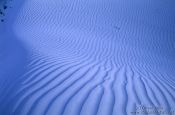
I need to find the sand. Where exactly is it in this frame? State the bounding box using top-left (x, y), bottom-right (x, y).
top-left (0, 0), bottom-right (175, 115)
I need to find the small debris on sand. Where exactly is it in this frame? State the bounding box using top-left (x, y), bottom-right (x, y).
top-left (3, 5), bottom-right (8, 9)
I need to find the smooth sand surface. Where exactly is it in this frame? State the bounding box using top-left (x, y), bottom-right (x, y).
top-left (0, 0), bottom-right (175, 115)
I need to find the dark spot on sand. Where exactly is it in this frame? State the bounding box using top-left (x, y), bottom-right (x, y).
top-left (3, 5), bottom-right (7, 9)
top-left (0, 9), bottom-right (5, 16)
top-left (0, 12), bottom-right (4, 15)
top-left (114, 26), bottom-right (120, 30)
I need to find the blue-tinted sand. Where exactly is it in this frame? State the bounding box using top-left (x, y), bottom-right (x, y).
top-left (0, 0), bottom-right (175, 115)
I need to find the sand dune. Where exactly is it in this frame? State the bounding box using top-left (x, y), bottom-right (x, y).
top-left (0, 0), bottom-right (175, 115)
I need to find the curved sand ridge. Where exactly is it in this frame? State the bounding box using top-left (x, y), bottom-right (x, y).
top-left (0, 0), bottom-right (175, 115)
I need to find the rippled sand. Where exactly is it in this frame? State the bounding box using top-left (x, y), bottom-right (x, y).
top-left (0, 0), bottom-right (175, 115)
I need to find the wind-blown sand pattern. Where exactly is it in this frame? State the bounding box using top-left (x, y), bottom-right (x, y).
top-left (0, 0), bottom-right (175, 115)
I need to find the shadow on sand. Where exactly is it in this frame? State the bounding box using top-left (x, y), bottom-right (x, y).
top-left (0, 0), bottom-right (29, 114)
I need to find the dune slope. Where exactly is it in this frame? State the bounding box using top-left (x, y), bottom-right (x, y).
top-left (0, 0), bottom-right (175, 115)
